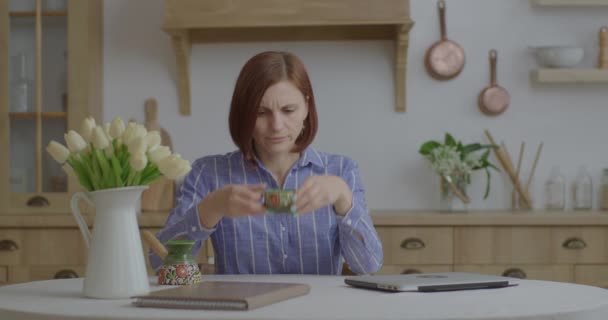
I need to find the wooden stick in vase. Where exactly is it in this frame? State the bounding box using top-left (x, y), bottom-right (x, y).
top-left (141, 230), bottom-right (168, 260)
top-left (484, 129), bottom-right (532, 209)
top-left (443, 175), bottom-right (471, 204)
top-left (526, 142), bottom-right (543, 191)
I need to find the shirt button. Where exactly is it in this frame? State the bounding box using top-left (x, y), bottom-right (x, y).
top-left (346, 219), bottom-right (352, 226)
top-left (281, 225), bottom-right (286, 232)
top-left (191, 226), bottom-right (197, 232)
top-left (283, 254), bottom-right (288, 259)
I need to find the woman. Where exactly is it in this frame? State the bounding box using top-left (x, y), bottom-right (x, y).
top-left (150, 51), bottom-right (383, 275)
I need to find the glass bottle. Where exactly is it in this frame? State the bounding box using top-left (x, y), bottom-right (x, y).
top-left (573, 166), bottom-right (593, 210)
top-left (545, 166), bottom-right (565, 210)
top-left (601, 168), bottom-right (608, 211)
top-left (10, 53), bottom-right (32, 112)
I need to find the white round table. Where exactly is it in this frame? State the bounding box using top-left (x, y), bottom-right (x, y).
top-left (1, 275), bottom-right (608, 320)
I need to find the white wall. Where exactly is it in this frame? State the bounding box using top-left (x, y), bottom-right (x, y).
top-left (103, 0), bottom-right (608, 210)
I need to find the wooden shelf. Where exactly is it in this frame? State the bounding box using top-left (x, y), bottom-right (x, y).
top-left (163, 0), bottom-right (414, 115)
top-left (531, 0), bottom-right (608, 6)
top-left (9, 11), bottom-right (67, 17)
top-left (9, 112), bottom-right (67, 119)
top-left (531, 69), bottom-right (608, 83)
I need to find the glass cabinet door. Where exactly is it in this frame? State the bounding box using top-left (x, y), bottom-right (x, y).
top-left (1, 0), bottom-right (102, 214)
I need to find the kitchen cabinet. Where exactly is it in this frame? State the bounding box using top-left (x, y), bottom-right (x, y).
top-left (0, 0), bottom-right (103, 215)
top-left (374, 211), bottom-right (608, 288)
top-left (0, 213), bottom-right (214, 284)
top-left (3, 210), bottom-right (608, 287)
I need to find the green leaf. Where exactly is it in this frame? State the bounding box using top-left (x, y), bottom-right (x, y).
top-left (94, 149), bottom-right (114, 188)
top-left (67, 158), bottom-right (93, 191)
top-left (444, 133), bottom-right (456, 147)
top-left (462, 143), bottom-right (482, 154)
top-left (110, 155), bottom-right (123, 187)
top-left (419, 141), bottom-right (440, 156)
top-left (140, 171), bottom-right (162, 185)
top-left (484, 168), bottom-right (492, 199)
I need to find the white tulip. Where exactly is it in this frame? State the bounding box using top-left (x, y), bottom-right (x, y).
top-left (130, 153), bottom-right (147, 171)
top-left (64, 130), bottom-right (87, 153)
top-left (92, 126), bottom-right (110, 150)
top-left (80, 117), bottom-right (96, 143)
top-left (104, 145), bottom-right (114, 157)
top-left (62, 163), bottom-right (75, 178)
top-left (128, 136), bottom-right (147, 156)
top-left (144, 131), bottom-right (161, 151)
top-left (158, 154), bottom-right (192, 180)
top-left (109, 117), bottom-right (125, 139)
top-left (148, 146), bottom-right (171, 164)
top-left (46, 140), bottom-right (70, 164)
top-left (103, 123), bottom-right (111, 138)
top-left (121, 122), bottom-right (137, 145)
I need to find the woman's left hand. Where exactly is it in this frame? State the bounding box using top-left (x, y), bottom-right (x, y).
top-left (295, 176), bottom-right (352, 215)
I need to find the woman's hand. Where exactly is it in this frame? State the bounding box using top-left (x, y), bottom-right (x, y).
top-left (295, 176), bottom-right (352, 215)
top-left (198, 184), bottom-right (266, 228)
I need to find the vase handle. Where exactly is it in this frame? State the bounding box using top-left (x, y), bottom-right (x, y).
top-left (70, 191), bottom-right (94, 248)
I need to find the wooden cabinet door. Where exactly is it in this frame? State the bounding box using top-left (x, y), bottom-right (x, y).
top-left (0, 0), bottom-right (102, 215)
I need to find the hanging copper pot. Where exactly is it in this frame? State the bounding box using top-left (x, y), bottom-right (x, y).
top-left (424, 0), bottom-right (465, 80)
top-left (478, 49), bottom-right (510, 116)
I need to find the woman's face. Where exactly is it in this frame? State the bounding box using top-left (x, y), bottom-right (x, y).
top-left (252, 80), bottom-right (308, 158)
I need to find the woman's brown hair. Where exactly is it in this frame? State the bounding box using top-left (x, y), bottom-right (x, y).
top-left (229, 51), bottom-right (318, 161)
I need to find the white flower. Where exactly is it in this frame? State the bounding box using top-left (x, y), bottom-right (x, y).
top-left (109, 117), bottom-right (125, 139)
top-left (80, 117), bottom-right (96, 143)
top-left (148, 146), bottom-right (171, 164)
top-left (129, 153), bottom-right (148, 171)
top-left (46, 141), bottom-right (70, 164)
top-left (64, 130), bottom-right (87, 153)
top-left (62, 163), bottom-right (75, 178)
top-left (144, 131), bottom-right (161, 151)
top-left (158, 154), bottom-right (191, 180)
top-left (92, 126), bottom-right (110, 150)
top-left (128, 136), bottom-right (147, 156)
top-left (122, 123), bottom-right (147, 146)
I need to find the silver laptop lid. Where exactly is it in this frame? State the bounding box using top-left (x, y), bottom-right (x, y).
top-left (345, 272), bottom-right (518, 292)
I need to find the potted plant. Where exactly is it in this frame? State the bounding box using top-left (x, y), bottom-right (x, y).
top-left (419, 133), bottom-right (499, 211)
top-left (46, 117), bottom-right (191, 299)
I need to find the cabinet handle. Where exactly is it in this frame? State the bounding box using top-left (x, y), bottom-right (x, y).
top-left (502, 268), bottom-right (527, 279)
top-left (27, 195), bottom-right (50, 207)
top-left (401, 268), bottom-right (422, 274)
top-left (562, 237), bottom-right (586, 250)
top-left (54, 269), bottom-right (79, 279)
top-left (0, 240), bottom-right (19, 251)
top-left (400, 238), bottom-right (425, 250)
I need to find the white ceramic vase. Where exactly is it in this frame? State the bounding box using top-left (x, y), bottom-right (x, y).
top-left (70, 186), bottom-right (150, 299)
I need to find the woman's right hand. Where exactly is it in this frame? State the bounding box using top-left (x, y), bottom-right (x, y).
top-left (198, 184), bottom-right (266, 228)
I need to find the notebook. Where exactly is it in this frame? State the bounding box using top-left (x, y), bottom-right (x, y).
top-left (344, 272), bottom-right (518, 292)
top-left (132, 281), bottom-right (310, 311)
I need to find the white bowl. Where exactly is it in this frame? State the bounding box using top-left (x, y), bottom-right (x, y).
top-left (531, 46), bottom-right (584, 68)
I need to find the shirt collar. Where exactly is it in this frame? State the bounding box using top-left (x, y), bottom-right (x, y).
top-left (251, 146), bottom-right (325, 170)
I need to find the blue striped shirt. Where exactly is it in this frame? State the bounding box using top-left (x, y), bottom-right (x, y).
top-left (150, 147), bottom-right (383, 275)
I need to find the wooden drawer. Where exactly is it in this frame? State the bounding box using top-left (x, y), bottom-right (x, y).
top-left (552, 227), bottom-right (608, 264)
top-left (0, 230), bottom-right (23, 265)
top-left (8, 265), bottom-right (85, 283)
top-left (380, 227), bottom-right (453, 265)
top-left (0, 266), bottom-right (7, 283)
top-left (455, 227), bottom-right (552, 264)
top-left (377, 264), bottom-right (452, 275)
top-left (574, 265), bottom-right (608, 288)
top-left (22, 229), bottom-right (87, 265)
top-left (454, 264), bottom-right (573, 283)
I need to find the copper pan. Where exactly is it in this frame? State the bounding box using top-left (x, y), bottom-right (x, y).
top-left (478, 49), bottom-right (510, 116)
top-left (424, 0), bottom-right (465, 80)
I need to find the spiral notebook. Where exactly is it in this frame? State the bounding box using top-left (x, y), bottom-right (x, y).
top-left (132, 281), bottom-right (310, 311)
